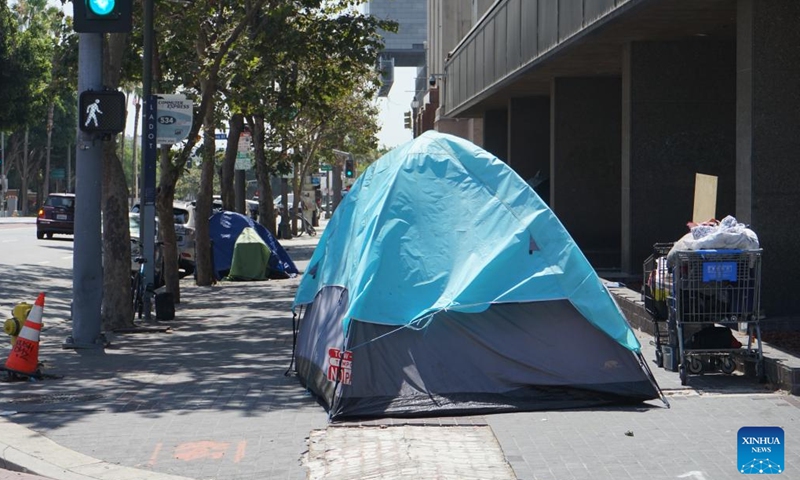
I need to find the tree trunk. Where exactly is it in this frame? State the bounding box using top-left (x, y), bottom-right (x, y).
top-left (251, 115), bottom-right (275, 236)
top-left (100, 31), bottom-right (134, 330)
top-left (101, 139), bottom-right (135, 331)
top-left (21, 127), bottom-right (29, 215)
top-left (44, 103), bottom-right (54, 198)
top-left (194, 106), bottom-right (217, 286)
top-left (157, 146), bottom-right (182, 303)
top-left (221, 113), bottom-right (243, 211)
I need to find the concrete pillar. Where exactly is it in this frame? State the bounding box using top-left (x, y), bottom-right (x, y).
top-left (552, 77), bottom-right (621, 269)
top-left (622, 40), bottom-right (736, 273)
top-left (482, 109), bottom-right (508, 161)
top-left (737, 0), bottom-right (800, 316)
top-left (508, 96), bottom-right (550, 203)
top-left (469, 118), bottom-right (484, 148)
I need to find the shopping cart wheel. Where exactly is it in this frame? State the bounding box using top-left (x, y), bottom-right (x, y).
top-left (720, 356), bottom-right (736, 375)
top-left (679, 365), bottom-right (688, 386)
top-left (688, 357), bottom-right (704, 375)
top-left (655, 349), bottom-right (663, 368)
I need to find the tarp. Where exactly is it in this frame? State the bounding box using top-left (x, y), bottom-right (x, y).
top-left (209, 211), bottom-right (298, 280)
top-left (226, 227), bottom-right (271, 281)
top-left (291, 131), bottom-right (662, 419)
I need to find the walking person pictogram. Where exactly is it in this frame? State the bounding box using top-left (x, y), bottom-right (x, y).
top-left (85, 99), bottom-right (103, 127)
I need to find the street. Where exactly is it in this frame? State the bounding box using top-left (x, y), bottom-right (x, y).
top-left (0, 223), bottom-right (74, 325)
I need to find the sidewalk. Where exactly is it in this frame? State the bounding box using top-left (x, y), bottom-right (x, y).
top-left (2, 217), bottom-right (800, 480)
top-left (0, 216), bottom-right (34, 224)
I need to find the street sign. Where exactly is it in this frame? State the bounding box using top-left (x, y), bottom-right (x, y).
top-left (79, 90), bottom-right (126, 134)
top-left (50, 168), bottom-right (65, 179)
top-left (235, 132), bottom-right (252, 170)
top-left (156, 94), bottom-right (193, 145)
top-left (235, 153), bottom-right (251, 170)
top-left (320, 164), bottom-right (332, 172)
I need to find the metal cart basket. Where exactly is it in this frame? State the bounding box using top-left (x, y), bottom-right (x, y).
top-left (670, 249), bottom-right (764, 385)
top-left (642, 243), bottom-right (676, 370)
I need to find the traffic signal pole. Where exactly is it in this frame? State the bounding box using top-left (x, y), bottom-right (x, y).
top-left (64, 32), bottom-right (104, 349)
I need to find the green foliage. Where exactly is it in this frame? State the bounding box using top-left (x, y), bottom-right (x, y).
top-left (0, 0), bottom-right (56, 129)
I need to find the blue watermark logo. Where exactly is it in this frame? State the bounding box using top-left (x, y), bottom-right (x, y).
top-left (738, 426), bottom-right (784, 474)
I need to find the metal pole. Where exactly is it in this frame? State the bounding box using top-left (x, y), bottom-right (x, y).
top-left (1, 131), bottom-right (5, 216)
top-left (66, 144), bottom-right (72, 192)
top-left (64, 32), bottom-right (104, 349)
top-left (141, 0), bottom-right (156, 288)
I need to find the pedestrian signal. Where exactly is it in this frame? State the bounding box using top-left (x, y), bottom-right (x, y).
top-left (79, 90), bottom-right (126, 134)
top-left (403, 111), bottom-right (412, 129)
top-left (344, 158), bottom-right (355, 178)
top-left (73, 0), bottom-right (132, 33)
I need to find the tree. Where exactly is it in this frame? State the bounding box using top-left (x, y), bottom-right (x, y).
top-left (228, 2), bottom-right (394, 237)
top-left (0, 0), bottom-right (50, 131)
top-left (100, 29), bottom-right (138, 332)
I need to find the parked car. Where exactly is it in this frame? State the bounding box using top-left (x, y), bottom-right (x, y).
top-left (36, 193), bottom-right (75, 239)
top-left (131, 202), bottom-right (196, 275)
top-left (273, 193), bottom-right (295, 212)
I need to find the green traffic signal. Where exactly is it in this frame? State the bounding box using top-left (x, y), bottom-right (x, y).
top-left (88, 0), bottom-right (115, 16)
top-left (73, 0), bottom-right (131, 33)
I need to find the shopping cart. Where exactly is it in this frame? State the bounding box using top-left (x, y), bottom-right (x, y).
top-left (642, 243), bottom-right (676, 370)
top-left (670, 249), bottom-right (764, 385)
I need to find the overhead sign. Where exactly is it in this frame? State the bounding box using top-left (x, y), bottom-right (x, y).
top-left (156, 94), bottom-right (193, 145)
top-left (79, 90), bottom-right (126, 134)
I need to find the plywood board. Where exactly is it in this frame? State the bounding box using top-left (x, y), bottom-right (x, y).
top-left (693, 173), bottom-right (718, 223)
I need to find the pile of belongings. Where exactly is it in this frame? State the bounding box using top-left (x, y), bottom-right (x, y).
top-left (667, 215), bottom-right (759, 265)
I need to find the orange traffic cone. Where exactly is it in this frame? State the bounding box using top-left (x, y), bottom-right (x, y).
top-left (5, 293), bottom-right (45, 375)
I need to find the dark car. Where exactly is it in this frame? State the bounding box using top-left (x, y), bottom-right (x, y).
top-left (36, 193), bottom-right (76, 239)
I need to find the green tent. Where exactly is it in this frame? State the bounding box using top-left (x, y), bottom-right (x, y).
top-left (226, 227), bottom-right (271, 281)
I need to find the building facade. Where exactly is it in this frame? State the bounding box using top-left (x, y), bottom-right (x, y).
top-left (426, 0), bottom-right (800, 319)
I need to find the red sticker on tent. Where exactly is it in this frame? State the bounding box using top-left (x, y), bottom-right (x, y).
top-left (327, 348), bottom-right (353, 385)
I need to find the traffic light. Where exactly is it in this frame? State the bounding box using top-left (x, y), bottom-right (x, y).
top-left (73, 0), bottom-right (132, 33)
top-left (79, 90), bottom-right (126, 134)
top-left (344, 158), bottom-right (355, 178)
top-left (403, 111), bottom-right (412, 129)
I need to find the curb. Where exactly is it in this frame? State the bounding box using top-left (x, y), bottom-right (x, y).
top-left (0, 418), bottom-right (196, 480)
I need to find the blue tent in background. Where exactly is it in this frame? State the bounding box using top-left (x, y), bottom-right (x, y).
top-left (292, 130), bottom-right (664, 420)
top-left (209, 211), bottom-right (298, 280)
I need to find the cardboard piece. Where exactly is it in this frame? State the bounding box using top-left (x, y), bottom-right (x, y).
top-left (693, 173), bottom-right (718, 223)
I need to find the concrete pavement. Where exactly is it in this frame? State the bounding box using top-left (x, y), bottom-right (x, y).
top-left (2, 217), bottom-right (799, 480)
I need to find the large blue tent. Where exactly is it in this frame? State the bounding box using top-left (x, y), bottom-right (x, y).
top-left (292, 131), bottom-right (662, 419)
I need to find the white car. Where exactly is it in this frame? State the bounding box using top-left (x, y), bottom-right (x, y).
top-left (131, 202), bottom-right (196, 275)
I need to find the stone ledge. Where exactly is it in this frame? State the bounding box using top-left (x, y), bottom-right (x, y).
top-left (608, 285), bottom-right (800, 395)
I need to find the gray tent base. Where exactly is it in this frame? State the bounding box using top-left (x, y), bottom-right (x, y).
top-left (294, 287), bottom-right (662, 420)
